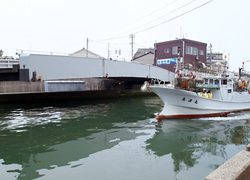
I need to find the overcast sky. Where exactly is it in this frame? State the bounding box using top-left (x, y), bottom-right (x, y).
top-left (1, 0), bottom-right (250, 71)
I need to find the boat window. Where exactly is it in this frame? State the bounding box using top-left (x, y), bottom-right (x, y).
top-left (209, 79), bottom-right (213, 84)
top-left (215, 79), bottom-right (219, 85)
top-left (221, 79), bottom-right (227, 85)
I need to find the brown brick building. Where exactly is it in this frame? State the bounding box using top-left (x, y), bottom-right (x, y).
top-left (154, 39), bottom-right (207, 72)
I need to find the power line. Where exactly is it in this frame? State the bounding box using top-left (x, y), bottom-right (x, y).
top-left (133, 0), bottom-right (214, 35)
top-left (104, 0), bottom-right (197, 41)
top-left (134, 42), bottom-right (154, 48)
top-left (90, 41), bottom-right (129, 46)
top-left (98, 0), bottom-right (214, 41)
top-left (92, 0), bottom-right (178, 42)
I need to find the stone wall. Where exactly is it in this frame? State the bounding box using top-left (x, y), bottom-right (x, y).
top-left (204, 150), bottom-right (250, 180)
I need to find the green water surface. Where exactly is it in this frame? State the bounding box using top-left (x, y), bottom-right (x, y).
top-left (0, 97), bottom-right (249, 180)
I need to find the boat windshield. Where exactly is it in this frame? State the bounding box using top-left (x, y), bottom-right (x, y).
top-left (204, 78), bottom-right (216, 85)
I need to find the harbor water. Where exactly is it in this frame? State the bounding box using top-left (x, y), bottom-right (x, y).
top-left (0, 96), bottom-right (250, 180)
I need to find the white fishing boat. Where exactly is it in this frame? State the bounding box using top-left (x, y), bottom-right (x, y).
top-left (142, 61), bottom-right (250, 119)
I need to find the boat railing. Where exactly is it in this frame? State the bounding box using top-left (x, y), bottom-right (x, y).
top-left (150, 79), bottom-right (170, 86)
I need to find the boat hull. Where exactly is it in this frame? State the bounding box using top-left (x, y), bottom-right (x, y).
top-left (148, 86), bottom-right (250, 119)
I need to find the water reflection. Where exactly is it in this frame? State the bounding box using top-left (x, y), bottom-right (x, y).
top-left (146, 117), bottom-right (250, 174)
top-left (0, 97), bottom-right (162, 179)
top-left (0, 97), bottom-right (250, 180)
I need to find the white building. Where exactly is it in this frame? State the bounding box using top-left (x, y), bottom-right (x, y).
top-left (132, 48), bottom-right (154, 65)
top-left (70, 48), bottom-right (104, 59)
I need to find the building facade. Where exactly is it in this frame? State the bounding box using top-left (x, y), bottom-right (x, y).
top-left (154, 39), bottom-right (207, 72)
top-left (132, 48), bottom-right (154, 65)
top-left (133, 48), bottom-right (154, 59)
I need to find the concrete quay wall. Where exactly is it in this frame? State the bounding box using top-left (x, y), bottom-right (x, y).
top-left (204, 149), bottom-right (250, 180)
top-left (0, 81), bottom-right (44, 93)
top-left (0, 90), bottom-right (121, 103)
top-left (0, 78), bottom-right (153, 103)
top-left (0, 78), bottom-right (113, 93)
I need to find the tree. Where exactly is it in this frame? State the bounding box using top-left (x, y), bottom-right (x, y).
top-left (0, 49), bottom-right (3, 58)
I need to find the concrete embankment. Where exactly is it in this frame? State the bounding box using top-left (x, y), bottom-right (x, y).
top-left (204, 145), bottom-right (250, 180)
top-left (0, 79), bottom-right (154, 103)
top-left (0, 90), bottom-right (119, 103)
top-left (0, 78), bottom-right (111, 93)
top-left (0, 90), bottom-right (154, 103)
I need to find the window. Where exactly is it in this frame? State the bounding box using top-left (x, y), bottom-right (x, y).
top-left (172, 46), bottom-right (177, 55)
top-left (209, 79), bottom-right (213, 84)
top-left (185, 46), bottom-right (198, 55)
top-left (221, 79), bottom-right (227, 85)
top-left (186, 46), bottom-right (192, 54)
top-left (164, 49), bottom-right (170, 53)
top-left (193, 47), bottom-right (198, 55)
top-left (199, 50), bottom-right (204, 55)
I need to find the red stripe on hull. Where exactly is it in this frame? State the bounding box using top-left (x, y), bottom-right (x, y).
top-left (157, 112), bottom-right (231, 119)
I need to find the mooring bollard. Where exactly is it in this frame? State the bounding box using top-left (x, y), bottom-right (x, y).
top-left (246, 144), bottom-right (250, 151)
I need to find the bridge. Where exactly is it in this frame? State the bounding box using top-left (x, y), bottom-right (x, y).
top-left (19, 54), bottom-right (175, 83)
top-left (0, 59), bottom-right (19, 68)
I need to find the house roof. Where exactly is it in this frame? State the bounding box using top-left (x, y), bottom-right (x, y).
top-left (133, 48), bottom-right (154, 59)
top-left (156, 38), bottom-right (207, 46)
top-left (70, 48), bottom-right (104, 59)
top-left (133, 51), bottom-right (154, 60)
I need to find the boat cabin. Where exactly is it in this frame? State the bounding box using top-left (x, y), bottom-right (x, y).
top-left (196, 74), bottom-right (235, 101)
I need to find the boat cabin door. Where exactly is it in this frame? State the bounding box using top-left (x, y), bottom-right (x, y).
top-left (220, 79), bottom-right (233, 101)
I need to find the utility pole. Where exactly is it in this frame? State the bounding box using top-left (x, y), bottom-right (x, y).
top-left (86, 38), bottom-right (89, 57)
top-left (209, 43), bottom-right (213, 70)
top-left (154, 40), bottom-right (157, 66)
top-left (108, 43), bottom-right (110, 59)
top-left (129, 34), bottom-right (135, 61)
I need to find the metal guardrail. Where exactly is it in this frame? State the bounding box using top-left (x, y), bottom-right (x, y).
top-left (16, 49), bottom-right (70, 56)
top-left (0, 59), bottom-right (19, 68)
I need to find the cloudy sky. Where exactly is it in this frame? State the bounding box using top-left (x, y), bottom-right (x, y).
top-left (1, 0), bottom-right (250, 71)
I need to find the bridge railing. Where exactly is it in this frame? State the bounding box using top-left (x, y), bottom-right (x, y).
top-left (0, 59), bottom-right (19, 68)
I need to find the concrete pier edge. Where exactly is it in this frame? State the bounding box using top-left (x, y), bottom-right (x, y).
top-left (0, 90), bottom-right (155, 104)
top-left (204, 144), bottom-right (250, 180)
